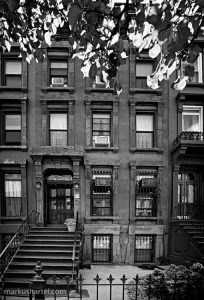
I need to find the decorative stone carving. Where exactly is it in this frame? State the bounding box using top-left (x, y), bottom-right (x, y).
top-left (29, 146), bottom-right (84, 156)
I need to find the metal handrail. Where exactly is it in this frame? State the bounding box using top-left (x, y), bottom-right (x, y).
top-left (0, 210), bottom-right (40, 279)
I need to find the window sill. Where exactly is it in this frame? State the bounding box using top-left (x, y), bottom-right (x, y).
top-left (0, 86), bottom-right (27, 92)
top-left (0, 216), bottom-right (26, 221)
top-left (85, 146), bottom-right (119, 152)
top-left (130, 147), bottom-right (162, 153)
top-left (0, 145), bottom-right (27, 151)
top-left (131, 217), bottom-right (163, 224)
top-left (85, 216), bottom-right (119, 223)
top-left (85, 87), bottom-right (114, 93)
top-left (129, 88), bottom-right (162, 95)
top-left (42, 86), bottom-right (75, 93)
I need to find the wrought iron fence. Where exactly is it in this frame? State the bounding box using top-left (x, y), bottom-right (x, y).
top-left (0, 210), bottom-right (39, 279)
top-left (173, 131), bottom-right (204, 147)
top-left (20, 265), bottom-right (204, 300)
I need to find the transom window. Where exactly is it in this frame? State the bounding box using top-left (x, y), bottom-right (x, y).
top-left (4, 173), bottom-right (22, 217)
top-left (91, 169), bottom-right (113, 216)
top-left (92, 235), bottom-right (112, 263)
top-left (50, 60), bottom-right (68, 87)
top-left (4, 114), bottom-right (21, 145)
top-left (4, 60), bottom-right (22, 86)
top-left (136, 114), bottom-right (154, 148)
top-left (135, 235), bottom-right (155, 263)
top-left (182, 106), bottom-right (203, 132)
top-left (136, 61), bottom-right (153, 88)
top-left (49, 113), bottom-right (67, 147)
top-left (92, 113), bottom-right (111, 147)
top-left (135, 170), bottom-right (157, 217)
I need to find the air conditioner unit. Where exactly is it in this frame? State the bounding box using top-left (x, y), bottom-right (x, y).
top-left (94, 136), bottom-right (110, 147)
top-left (52, 77), bottom-right (64, 86)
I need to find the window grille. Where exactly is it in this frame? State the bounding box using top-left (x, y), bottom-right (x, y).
top-left (92, 235), bottom-right (112, 263)
top-left (135, 235), bottom-right (155, 263)
top-left (135, 170), bottom-right (157, 217)
top-left (91, 169), bottom-right (113, 216)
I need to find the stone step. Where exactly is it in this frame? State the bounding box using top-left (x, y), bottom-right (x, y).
top-left (24, 238), bottom-right (79, 244)
top-left (14, 255), bottom-right (78, 262)
top-left (9, 262), bottom-right (75, 270)
top-left (16, 249), bottom-right (76, 256)
top-left (20, 244), bottom-right (79, 251)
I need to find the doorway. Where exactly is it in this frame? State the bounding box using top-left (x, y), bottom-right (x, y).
top-left (47, 186), bottom-right (74, 224)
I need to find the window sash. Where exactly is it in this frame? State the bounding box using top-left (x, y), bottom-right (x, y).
top-left (50, 130), bottom-right (67, 147)
top-left (50, 114), bottom-right (67, 130)
top-left (5, 61), bottom-right (22, 75)
top-left (4, 175), bottom-right (22, 217)
top-left (136, 62), bottom-right (153, 78)
top-left (5, 115), bottom-right (21, 130)
top-left (182, 106), bottom-right (203, 132)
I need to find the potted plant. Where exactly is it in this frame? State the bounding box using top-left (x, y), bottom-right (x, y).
top-left (64, 218), bottom-right (76, 231)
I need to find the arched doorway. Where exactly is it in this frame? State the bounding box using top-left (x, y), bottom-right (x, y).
top-left (45, 171), bottom-right (74, 224)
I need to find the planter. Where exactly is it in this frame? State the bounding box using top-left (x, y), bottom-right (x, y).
top-left (64, 219), bottom-right (76, 232)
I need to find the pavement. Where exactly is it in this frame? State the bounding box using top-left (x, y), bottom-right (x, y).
top-left (3, 264), bottom-right (161, 300)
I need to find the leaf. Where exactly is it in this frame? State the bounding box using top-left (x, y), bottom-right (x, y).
top-left (44, 31), bottom-right (52, 46)
top-left (4, 40), bottom-right (11, 52)
top-left (184, 65), bottom-right (195, 78)
top-left (68, 4), bottom-right (82, 31)
top-left (147, 75), bottom-right (160, 89)
top-left (149, 42), bottom-right (161, 58)
top-left (187, 44), bottom-right (202, 63)
top-left (173, 76), bottom-right (189, 91)
top-left (89, 63), bottom-right (98, 79)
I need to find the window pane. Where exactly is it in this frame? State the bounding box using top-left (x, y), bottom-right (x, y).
top-left (50, 114), bottom-right (67, 129)
top-left (5, 61), bottom-right (22, 74)
top-left (187, 184), bottom-right (194, 203)
top-left (136, 115), bottom-right (153, 131)
top-left (136, 132), bottom-right (153, 148)
top-left (6, 115), bottom-right (21, 130)
top-left (93, 114), bottom-right (110, 119)
top-left (5, 131), bottom-right (21, 144)
top-left (183, 115), bottom-right (200, 131)
top-left (51, 62), bottom-right (67, 69)
top-left (5, 175), bottom-right (22, 217)
top-left (50, 131), bottom-right (67, 146)
top-left (136, 63), bottom-right (153, 77)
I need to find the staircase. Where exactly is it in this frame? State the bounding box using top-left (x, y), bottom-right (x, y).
top-left (170, 221), bottom-right (204, 265)
top-left (3, 225), bottom-right (81, 294)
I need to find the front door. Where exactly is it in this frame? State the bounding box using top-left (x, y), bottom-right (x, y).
top-left (48, 187), bottom-right (74, 224)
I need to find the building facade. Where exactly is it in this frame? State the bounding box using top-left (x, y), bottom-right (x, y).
top-left (0, 38), bottom-right (203, 265)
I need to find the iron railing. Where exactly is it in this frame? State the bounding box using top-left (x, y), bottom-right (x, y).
top-left (176, 203), bottom-right (204, 221)
top-left (173, 131), bottom-right (204, 147)
top-left (0, 210), bottom-right (39, 279)
top-left (22, 265), bottom-right (204, 300)
top-left (72, 211), bottom-right (79, 289)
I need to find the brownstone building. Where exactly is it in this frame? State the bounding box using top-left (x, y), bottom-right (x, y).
top-left (0, 39), bottom-right (203, 266)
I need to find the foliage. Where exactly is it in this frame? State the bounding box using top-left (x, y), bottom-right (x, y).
top-left (126, 263), bottom-right (204, 300)
top-left (0, 0), bottom-right (204, 93)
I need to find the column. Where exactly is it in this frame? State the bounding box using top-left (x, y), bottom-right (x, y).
top-left (21, 162), bottom-right (27, 217)
top-left (113, 165), bottom-right (119, 219)
top-left (41, 98), bottom-right (48, 146)
top-left (73, 160), bottom-right (80, 218)
top-left (68, 99), bottom-right (75, 146)
top-left (34, 157), bottom-right (44, 225)
top-left (113, 99), bottom-right (119, 148)
top-left (172, 165), bottom-right (180, 219)
top-left (85, 99), bottom-right (91, 146)
top-left (130, 164), bottom-right (136, 221)
top-left (21, 98), bottom-right (27, 147)
top-left (177, 102), bottom-right (183, 134)
top-left (157, 102), bottom-right (163, 151)
top-left (129, 101), bottom-right (135, 149)
top-left (129, 49), bottom-right (136, 89)
top-left (85, 165), bottom-right (91, 218)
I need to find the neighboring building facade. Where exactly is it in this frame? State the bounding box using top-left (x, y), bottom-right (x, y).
top-left (0, 37), bottom-right (203, 265)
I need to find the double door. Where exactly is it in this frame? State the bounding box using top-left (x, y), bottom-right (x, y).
top-left (48, 186), bottom-right (74, 224)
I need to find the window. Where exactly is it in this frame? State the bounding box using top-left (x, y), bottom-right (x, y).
top-left (135, 235), bottom-right (155, 263)
top-left (49, 113), bottom-right (67, 147)
top-left (136, 61), bottom-right (153, 88)
top-left (177, 172), bottom-right (196, 219)
top-left (4, 113), bottom-right (21, 145)
top-left (3, 60), bottom-right (22, 86)
top-left (92, 71), bottom-right (114, 89)
top-left (92, 235), bottom-right (112, 263)
top-left (92, 113), bottom-right (111, 147)
top-left (4, 173), bottom-right (22, 217)
top-left (135, 170), bottom-right (157, 217)
top-left (180, 53), bottom-right (203, 83)
top-left (136, 114), bottom-right (154, 148)
top-left (182, 106), bottom-right (203, 132)
top-left (50, 60), bottom-right (68, 87)
top-left (91, 169), bottom-right (113, 216)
